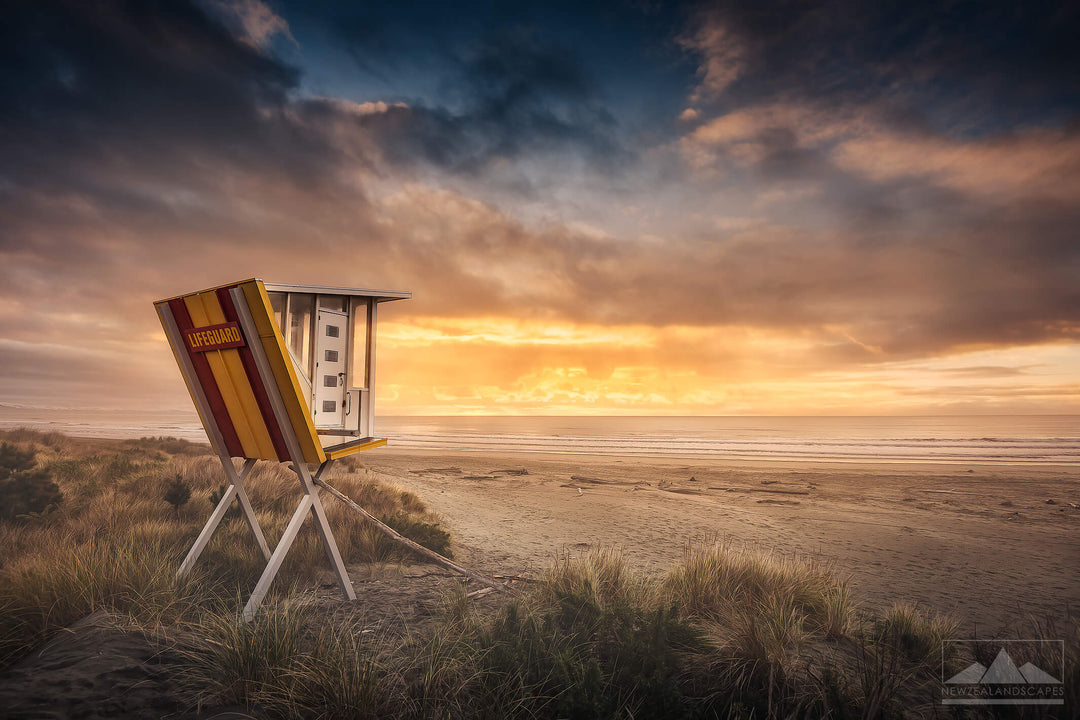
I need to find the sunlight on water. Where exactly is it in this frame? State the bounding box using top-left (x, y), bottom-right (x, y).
top-left (1, 409), bottom-right (1075, 465)
top-left (377, 416), bottom-right (1080, 465)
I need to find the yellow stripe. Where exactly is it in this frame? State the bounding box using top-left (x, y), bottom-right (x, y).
top-left (325, 437), bottom-right (387, 461)
top-left (156, 278), bottom-right (259, 305)
top-left (154, 302), bottom-right (227, 457)
top-left (196, 291), bottom-right (279, 461)
top-left (240, 280), bottom-right (326, 464)
top-left (183, 293), bottom-right (269, 459)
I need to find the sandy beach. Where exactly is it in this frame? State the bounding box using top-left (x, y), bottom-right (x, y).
top-left (360, 447), bottom-right (1080, 635)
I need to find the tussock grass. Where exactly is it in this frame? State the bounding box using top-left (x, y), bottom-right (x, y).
top-left (823, 603), bottom-right (959, 720)
top-left (282, 621), bottom-right (394, 719)
top-left (0, 429), bottom-right (452, 669)
top-left (180, 599), bottom-right (402, 719)
top-left (180, 597), bottom-right (310, 707)
top-left (538, 545), bottom-right (651, 610)
top-left (0, 531), bottom-right (208, 663)
top-left (177, 546), bottom-right (928, 719)
top-left (664, 538), bottom-right (855, 635)
top-left (872, 601), bottom-right (956, 666)
top-left (175, 542), bottom-right (1074, 720)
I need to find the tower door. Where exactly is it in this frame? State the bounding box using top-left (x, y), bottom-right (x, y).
top-left (313, 309), bottom-right (348, 428)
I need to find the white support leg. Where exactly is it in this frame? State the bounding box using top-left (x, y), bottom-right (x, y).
top-left (177, 458), bottom-right (266, 577)
top-left (303, 460), bottom-right (356, 601)
top-left (242, 494), bottom-right (314, 621)
top-left (239, 461), bottom-right (356, 621)
top-left (232, 461), bottom-right (271, 561)
top-left (178, 484), bottom-right (237, 579)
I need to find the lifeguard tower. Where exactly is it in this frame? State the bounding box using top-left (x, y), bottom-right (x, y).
top-left (154, 278), bottom-right (409, 619)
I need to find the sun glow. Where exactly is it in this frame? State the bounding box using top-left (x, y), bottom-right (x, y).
top-left (373, 317), bottom-right (1080, 415)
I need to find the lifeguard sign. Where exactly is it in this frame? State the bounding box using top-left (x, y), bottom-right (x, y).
top-left (155, 279), bottom-right (409, 619)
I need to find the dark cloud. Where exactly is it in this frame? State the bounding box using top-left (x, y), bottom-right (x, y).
top-left (0, 0), bottom-right (378, 319)
top-left (1, 0), bottom-right (631, 232)
top-left (685, 0), bottom-right (1080, 132)
top-left (0, 0), bottom-right (384, 304)
top-left (0, 0), bottom-right (318, 188)
top-left (304, 30), bottom-right (628, 183)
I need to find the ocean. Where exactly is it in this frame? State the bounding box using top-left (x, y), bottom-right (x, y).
top-left (0, 408), bottom-right (1076, 466)
top-left (378, 415), bottom-right (1079, 465)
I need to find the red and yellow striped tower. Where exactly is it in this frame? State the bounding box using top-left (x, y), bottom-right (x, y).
top-left (155, 278), bottom-right (409, 619)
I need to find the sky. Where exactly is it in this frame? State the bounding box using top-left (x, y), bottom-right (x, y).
top-left (1, 0), bottom-right (1078, 417)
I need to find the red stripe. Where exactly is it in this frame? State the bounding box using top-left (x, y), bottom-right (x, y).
top-left (169, 298), bottom-right (246, 458)
top-left (216, 288), bottom-right (291, 462)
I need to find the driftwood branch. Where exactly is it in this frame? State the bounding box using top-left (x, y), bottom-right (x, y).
top-left (313, 477), bottom-right (518, 596)
top-left (709, 487), bottom-right (811, 496)
top-left (406, 571), bottom-right (537, 583)
top-left (570, 475), bottom-right (612, 484)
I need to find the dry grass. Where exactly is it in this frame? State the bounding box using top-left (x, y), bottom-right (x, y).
top-left (0, 531), bottom-right (208, 663)
top-left (663, 538), bottom-right (855, 634)
top-left (179, 598), bottom-right (405, 719)
top-left (537, 545), bottom-right (653, 610)
top-left (0, 429), bottom-right (452, 668)
top-left (176, 545), bottom-right (968, 719)
top-left (873, 601), bottom-right (957, 666)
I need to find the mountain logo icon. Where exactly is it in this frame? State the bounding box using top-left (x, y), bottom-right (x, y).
top-left (941, 640), bottom-right (1065, 707)
top-left (946, 648), bottom-right (1061, 685)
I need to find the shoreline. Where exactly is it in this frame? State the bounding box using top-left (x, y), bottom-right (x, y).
top-left (4, 420), bottom-right (1078, 472)
top-left (2, 414), bottom-right (1077, 468)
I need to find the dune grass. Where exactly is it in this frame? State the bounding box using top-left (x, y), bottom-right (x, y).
top-left (175, 543), bottom-right (982, 720)
top-left (0, 429), bottom-right (451, 667)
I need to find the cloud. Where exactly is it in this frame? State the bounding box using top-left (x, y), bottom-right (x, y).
top-left (316, 98), bottom-right (409, 117)
top-left (0, 337), bottom-right (185, 411)
top-left (0, 0), bottom-right (322, 210)
top-left (202, 0), bottom-right (295, 49)
top-left (678, 20), bottom-right (747, 101)
top-left (0, 0), bottom-right (1077, 414)
top-left (364, 179), bottom-right (1079, 365)
top-left (369, 30), bottom-right (628, 180)
top-left (375, 322), bottom-right (1080, 415)
top-left (671, 92), bottom-right (1080, 358)
top-left (833, 128), bottom-right (1080, 202)
top-left (678, 0), bottom-right (1080, 122)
